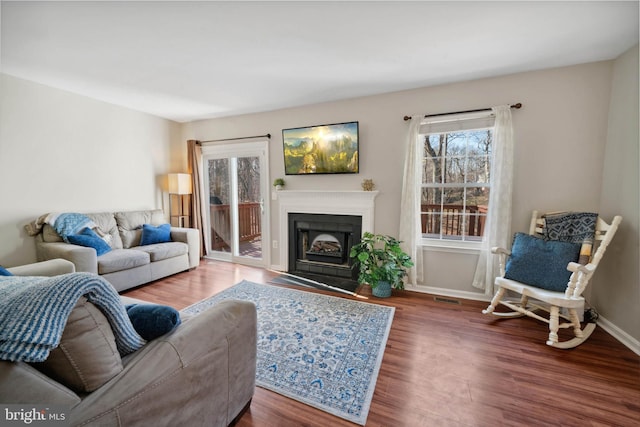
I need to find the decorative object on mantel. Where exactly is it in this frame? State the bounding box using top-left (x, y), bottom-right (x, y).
top-left (272, 178), bottom-right (285, 191)
top-left (349, 232), bottom-right (414, 298)
top-left (361, 179), bottom-right (375, 191)
top-left (167, 173), bottom-right (192, 227)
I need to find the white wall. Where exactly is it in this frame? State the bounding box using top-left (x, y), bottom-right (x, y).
top-left (183, 61), bottom-right (614, 297)
top-left (593, 44), bottom-right (640, 344)
top-left (0, 73), bottom-right (183, 266)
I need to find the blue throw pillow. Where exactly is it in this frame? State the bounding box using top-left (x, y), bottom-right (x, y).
top-left (80, 226), bottom-right (105, 240)
top-left (504, 233), bottom-right (582, 292)
top-left (140, 223), bottom-right (172, 246)
top-left (125, 304), bottom-right (181, 341)
top-left (67, 228), bottom-right (112, 256)
top-left (0, 266), bottom-right (13, 276)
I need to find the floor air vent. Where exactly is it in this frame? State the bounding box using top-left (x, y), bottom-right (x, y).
top-left (434, 296), bottom-right (461, 305)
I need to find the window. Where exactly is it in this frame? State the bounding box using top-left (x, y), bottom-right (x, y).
top-left (419, 113), bottom-right (494, 244)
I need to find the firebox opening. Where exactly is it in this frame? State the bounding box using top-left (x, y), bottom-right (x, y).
top-left (306, 233), bottom-right (343, 264)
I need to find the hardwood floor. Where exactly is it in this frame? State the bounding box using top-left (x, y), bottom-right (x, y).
top-left (123, 260), bottom-right (640, 427)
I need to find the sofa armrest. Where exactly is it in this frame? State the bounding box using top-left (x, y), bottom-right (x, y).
top-left (0, 361), bottom-right (81, 405)
top-left (170, 227), bottom-right (200, 269)
top-left (71, 300), bottom-right (256, 426)
top-left (7, 259), bottom-right (76, 276)
top-left (36, 242), bottom-right (98, 274)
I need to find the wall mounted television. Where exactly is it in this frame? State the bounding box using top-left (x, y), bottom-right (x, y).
top-left (282, 121), bottom-right (359, 175)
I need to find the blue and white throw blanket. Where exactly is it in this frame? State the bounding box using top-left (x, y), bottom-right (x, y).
top-left (24, 212), bottom-right (96, 242)
top-left (0, 273), bottom-right (146, 362)
top-left (51, 213), bottom-right (96, 242)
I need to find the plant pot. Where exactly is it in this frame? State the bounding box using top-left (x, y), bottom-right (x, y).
top-left (371, 281), bottom-right (392, 298)
top-left (275, 185), bottom-right (283, 191)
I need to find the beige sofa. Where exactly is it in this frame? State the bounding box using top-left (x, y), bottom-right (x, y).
top-left (0, 259), bottom-right (257, 426)
top-left (31, 209), bottom-right (200, 292)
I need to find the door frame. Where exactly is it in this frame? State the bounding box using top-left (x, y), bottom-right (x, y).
top-left (201, 139), bottom-right (270, 268)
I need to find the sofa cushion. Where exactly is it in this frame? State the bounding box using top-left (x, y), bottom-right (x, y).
top-left (86, 212), bottom-right (123, 249)
top-left (136, 242), bottom-right (188, 262)
top-left (140, 223), bottom-right (172, 246)
top-left (31, 297), bottom-right (124, 393)
top-left (42, 224), bottom-right (63, 242)
top-left (97, 249), bottom-right (150, 275)
top-left (115, 210), bottom-right (165, 249)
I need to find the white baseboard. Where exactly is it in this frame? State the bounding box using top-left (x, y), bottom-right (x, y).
top-left (268, 264), bottom-right (285, 273)
top-left (405, 284), bottom-right (492, 302)
top-left (596, 314), bottom-right (640, 356)
top-left (406, 285), bottom-right (640, 356)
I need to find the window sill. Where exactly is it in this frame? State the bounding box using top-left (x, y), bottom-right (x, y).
top-left (419, 239), bottom-right (482, 254)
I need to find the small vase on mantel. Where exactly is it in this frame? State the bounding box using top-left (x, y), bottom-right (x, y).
top-left (361, 179), bottom-right (375, 191)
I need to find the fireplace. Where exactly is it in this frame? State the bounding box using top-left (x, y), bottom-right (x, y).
top-left (288, 213), bottom-right (362, 281)
top-left (276, 190), bottom-right (379, 283)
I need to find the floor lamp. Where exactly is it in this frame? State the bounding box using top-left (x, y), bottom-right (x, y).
top-left (168, 173), bottom-right (192, 228)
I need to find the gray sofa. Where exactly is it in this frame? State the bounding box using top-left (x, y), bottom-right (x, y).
top-left (0, 259), bottom-right (257, 427)
top-left (32, 209), bottom-right (200, 292)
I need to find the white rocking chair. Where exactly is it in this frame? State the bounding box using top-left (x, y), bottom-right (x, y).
top-left (483, 211), bottom-right (622, 349)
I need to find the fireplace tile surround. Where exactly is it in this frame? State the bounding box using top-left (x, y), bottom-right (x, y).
top-left (277, 190), bottom-right (378, 272)
top-left (289, 212), bottom-right (362, 280)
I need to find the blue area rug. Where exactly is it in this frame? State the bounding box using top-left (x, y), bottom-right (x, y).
top-left (182, 280), bottom-right (394, 425)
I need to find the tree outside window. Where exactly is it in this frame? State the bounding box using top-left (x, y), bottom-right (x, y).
top-left (208, 157), bottom-right (261, 204)
top-left (421, 129), bottom-right (492, 241)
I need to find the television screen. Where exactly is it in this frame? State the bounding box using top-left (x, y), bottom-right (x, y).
top-left (282, 121), bottom-right (359, 175)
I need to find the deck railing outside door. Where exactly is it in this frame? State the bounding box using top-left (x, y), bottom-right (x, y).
top-left (210, 203), bottom-right (261, 251)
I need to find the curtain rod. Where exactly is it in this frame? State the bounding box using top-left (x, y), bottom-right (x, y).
top-left (196, 133), bottom-right (271, 145)
top-left (403, 103), bottom-right (522, 121)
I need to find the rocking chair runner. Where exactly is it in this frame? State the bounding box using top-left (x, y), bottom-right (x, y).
top-left (482, 210), bottom-right (622, 349)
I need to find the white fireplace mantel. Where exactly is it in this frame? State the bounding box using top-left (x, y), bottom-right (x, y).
top-left (277, 190), bottom-right (378, 271)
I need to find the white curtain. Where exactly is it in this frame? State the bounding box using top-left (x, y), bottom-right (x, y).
top-left (399, 116), bottom-right (424, 285)
top-left (472, 105), bottom-right (515, 291)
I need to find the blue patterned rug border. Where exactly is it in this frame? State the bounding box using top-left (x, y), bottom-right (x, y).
top-left (182, 280), bottom-right (395, 425)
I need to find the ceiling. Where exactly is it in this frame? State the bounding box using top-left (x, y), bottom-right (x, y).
top-left (2, 1), bottom-right (638, 123)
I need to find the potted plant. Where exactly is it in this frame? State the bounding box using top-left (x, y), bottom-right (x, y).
top-left (273, 178), bottom-right (285, 190)
top-left (349, 232), bottom-right (414, 298)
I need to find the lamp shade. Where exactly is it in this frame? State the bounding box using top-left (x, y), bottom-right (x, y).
top-left (168, 173), bottom-right (192, 195)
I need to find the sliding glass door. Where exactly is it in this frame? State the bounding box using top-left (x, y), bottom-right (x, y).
top-left (202, 140), bottom-right (268, 267)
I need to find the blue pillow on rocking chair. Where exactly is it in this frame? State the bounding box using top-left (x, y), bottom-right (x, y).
top-left (504, 233), bottom-right (582, 292)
